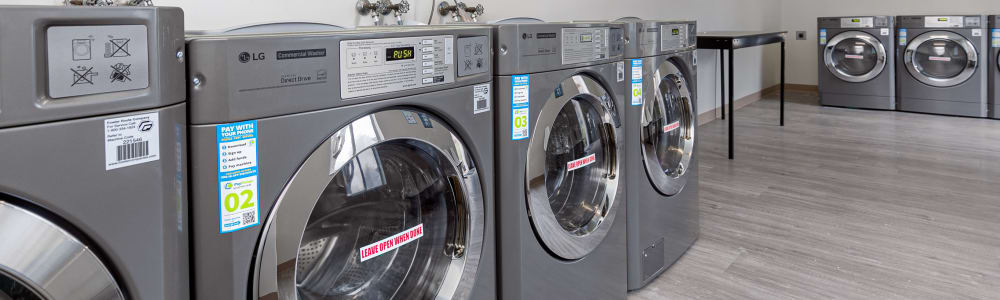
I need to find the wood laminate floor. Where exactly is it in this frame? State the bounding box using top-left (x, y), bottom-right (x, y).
top-left (629, 91), bottom-right (1000, 299)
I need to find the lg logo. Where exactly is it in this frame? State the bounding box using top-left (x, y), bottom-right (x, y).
top-left (238, 51), bottom-right (265, 63)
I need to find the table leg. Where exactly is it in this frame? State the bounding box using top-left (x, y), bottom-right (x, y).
top-left (720, 49), bottom-right (725, 120)
top-left (728, 48), bottom-right (734, 160)
top-left (780, 40), bottom-right (786, 126)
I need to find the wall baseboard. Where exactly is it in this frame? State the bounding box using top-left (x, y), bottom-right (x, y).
top-left (697, 84), bottom-right (817, 126)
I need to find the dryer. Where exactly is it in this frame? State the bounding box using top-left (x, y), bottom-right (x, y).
top-left (818, 16), bottom-right (896, 110)
top-left (0, 6), bottom-right (187, 300)
top-left (493, 21), bottom-right (627, 299)
top-left (989, 15), bottom-right (999, 119)
top-left (896, 15), bottom-right (988, 117)
top-left (617, 18), bottom-right (699, 291)
top-left (187, 25), bottom-right (496, 299)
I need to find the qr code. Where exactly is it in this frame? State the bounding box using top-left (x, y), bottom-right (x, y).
top-left (242, 211), bottom-right (256, 224)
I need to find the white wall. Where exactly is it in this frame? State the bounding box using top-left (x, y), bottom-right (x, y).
top-left (4, 0), bottom-right (783, 115)
top-left (779, 0), bottom-right (1000, 85)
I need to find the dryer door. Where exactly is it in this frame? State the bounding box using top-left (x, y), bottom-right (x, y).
top-left (824, 31), bottom-right (887, 83)
top-left (253, 109), bottom-right (486, 300)
top-left (0, 201), bottom-right (123, 300)
top-left (525, 74), bottom-right (622, 260)
top-left (642, 58), bottom-right (695, 196)
top-left (904, 31), bottom-right (979, 87)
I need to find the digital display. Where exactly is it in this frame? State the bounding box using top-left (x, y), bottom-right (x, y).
top-left (580, 34), bottom-right (593, 43)
top-left (852, 19), bottom-right (861, 23)
top-left (386, 46), bottom-right (414, 61)
top-left (939, 18), bottom-right (949, 22)
top-left (672, 29), bottom-right (680, 35)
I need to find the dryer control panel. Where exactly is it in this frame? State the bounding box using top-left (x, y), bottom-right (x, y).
top-left (341, 35), bottom-right (465, 99)
top-left (661, 24), bottom-right (690, 50)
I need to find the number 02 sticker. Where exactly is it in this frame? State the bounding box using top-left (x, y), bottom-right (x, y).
top-left (217, 120), bottom-right (260, 233)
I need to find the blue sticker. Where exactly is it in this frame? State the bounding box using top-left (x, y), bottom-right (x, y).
top-left (992, 29), bottom-right (1000, 48)
top-left (899, 29), bottom-right (907, 46)
top-left (512, 75), bottom-right (530, 140)
top-left (217, 120), bottom-right (260, 233)
top-left (630, 59), bottom-right (643, 106)
top-left (819, 29), bottom-right (827, 45)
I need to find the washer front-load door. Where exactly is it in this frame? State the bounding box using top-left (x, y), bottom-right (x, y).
top-left (253, 109), bottom-right (486, 300)
top-left (525, 74), bottom-right (622, 260)
top-left (904, 31), bottom-right (979, 87)
top-left (642, 59), bottom-right (695, 197)
top-left (0, 201), bottom-right (123, 300)
top-left (824, 31), bottom-right (887, 83)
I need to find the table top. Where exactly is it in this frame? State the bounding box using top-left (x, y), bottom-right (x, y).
top-left (697, 30), bottom-right (788, 49)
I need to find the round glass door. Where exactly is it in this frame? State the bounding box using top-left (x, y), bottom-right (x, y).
top-left (525, 74), bottom-right (622, 260)
top-left (642, 59), bottom-right (695, 196)
top-left (254, 110), bottom-right (485, 300)
top-left (824, 31), bottom-right (887, 82)
top-left (904, 31), bottom-right (979, 87)
top-left (0, 200), bottom-right (123, 300)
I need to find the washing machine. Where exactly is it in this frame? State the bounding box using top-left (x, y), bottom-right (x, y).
top-left (897, 15), bottom-right (988, 117)
top-left (493, 21), bottom-right (627, 299)
top-left (617, 18), bottom-right (699, 291)
top-left (989, 15), bottom-right (999, 119)
top-left (0, 6), bottom-right (187, 300)
top-left (187, 25), bottom-right (496, 299)
top-left (818, 16), bottom-right (896, 110)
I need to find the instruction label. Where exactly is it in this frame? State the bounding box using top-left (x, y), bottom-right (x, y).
top-left (899, 29), bottom-right (907, 46)
top-left (631, 59), bottom-right (643, 106)
top-left (512, 75), bottom-right (530, 140)
top-left (993, 29), bottom-right (1000, 48)
top-left (359, 224), bottom-right (424, 262)
top-left (819, 29), bottom-right (827, 45)
top-left (47, 25), bottom-right (150, 99)
top-left (217, 120), bottom-right (260, 233)
top-left (104, 112), bottom-right (160, 170)
top-left (473, 83), bottom-right (491, 114)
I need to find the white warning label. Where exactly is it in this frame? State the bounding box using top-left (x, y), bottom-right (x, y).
top-left (473, 83), bottom-right (491, 114)
top-left (359, 224), bottom-right (424, 262)
top-left (104, 112), bottom-right (159, 170)
top-left (663, 121), bottom-right (680, 133)
top-left (567, 154), bottom-right (597, 171)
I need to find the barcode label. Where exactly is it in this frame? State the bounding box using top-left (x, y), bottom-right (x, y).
top-left (105, 112), bottom-right (160, 170)
top-left (116, 141), bottom-right (150, 162)
top-left (242, 211), bottom-right (256, 224)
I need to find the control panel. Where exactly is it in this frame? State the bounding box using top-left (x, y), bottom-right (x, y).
top-left (661, 24), bottom-right (689, 50)
top-left (46, 25), bottom-right (150, 99)
top-left (874, 16), bottom-right (890, 27)
top-left (340, 35), bottom-right (455, 99)
top-left (924, 16), bottom-right (965, 28)
top-left (841, 17), bottom-right (874, 28)
top-left (456, 36), bottom-right (489, 77)
top-left (562, 27), bottom-right (611, 65)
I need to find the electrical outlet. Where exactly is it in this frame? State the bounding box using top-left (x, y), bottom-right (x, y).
top-left (796, 31), bottom-right (807, 40)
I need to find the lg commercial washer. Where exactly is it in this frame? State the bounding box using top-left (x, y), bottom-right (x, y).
top-left (617, 18), bottom-right (699, 291)
top-left (187, 25), bottom-right (496, 299)
top-left (989, 15), bottom-right (999, 119)
top-left (0, 6), bottom-right (187, 300)
top-left (896, 15), bottom-right (988, 117)
top-left (818, 16), bottom-right (896, 110)
top-left (494, 21), bottom-right (627, 299)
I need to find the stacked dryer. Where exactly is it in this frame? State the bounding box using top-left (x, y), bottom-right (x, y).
top-left (617, 18), bottom-right (699, 290)
top-left (493, 21), bottom-right (628, 299)
top-left (896, 15), bottom-right (988, 117)
top-left (818, 16), bottom-right (896, 110)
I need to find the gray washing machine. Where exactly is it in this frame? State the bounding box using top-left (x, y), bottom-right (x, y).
top-left (0, 6), bottom-right (187, 300)
top-left (989, 15), bottom-right (999, 119)
top-left (896, 15), bottom-right (988, 117)
top-left (818, 16), bottom-right (896, 110)
top-left (617, 18), bottom-right (699, 291)
top-left (493, 21), bottom-right (627, 299)
top-left (187, 25), bottom-right (496, 299)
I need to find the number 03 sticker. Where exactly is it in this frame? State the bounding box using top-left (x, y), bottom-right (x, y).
top-left (217, 120), bottom-right (260, 233)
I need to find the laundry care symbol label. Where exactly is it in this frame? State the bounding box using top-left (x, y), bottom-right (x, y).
top-left (104, 112), bottom-right (160, 170)
top-left (992, 29), bottom-right (1000, 48)
top-left (512, 75), bottom-right (530, 140)
top-left (359, 224), bottom-right (424, 262)
top-left (631, 59), bottom-right (643, 106)
top-left (46, 25), bottom-right (150, 99)
top-left (217, 120), bottom-right (260, 234)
